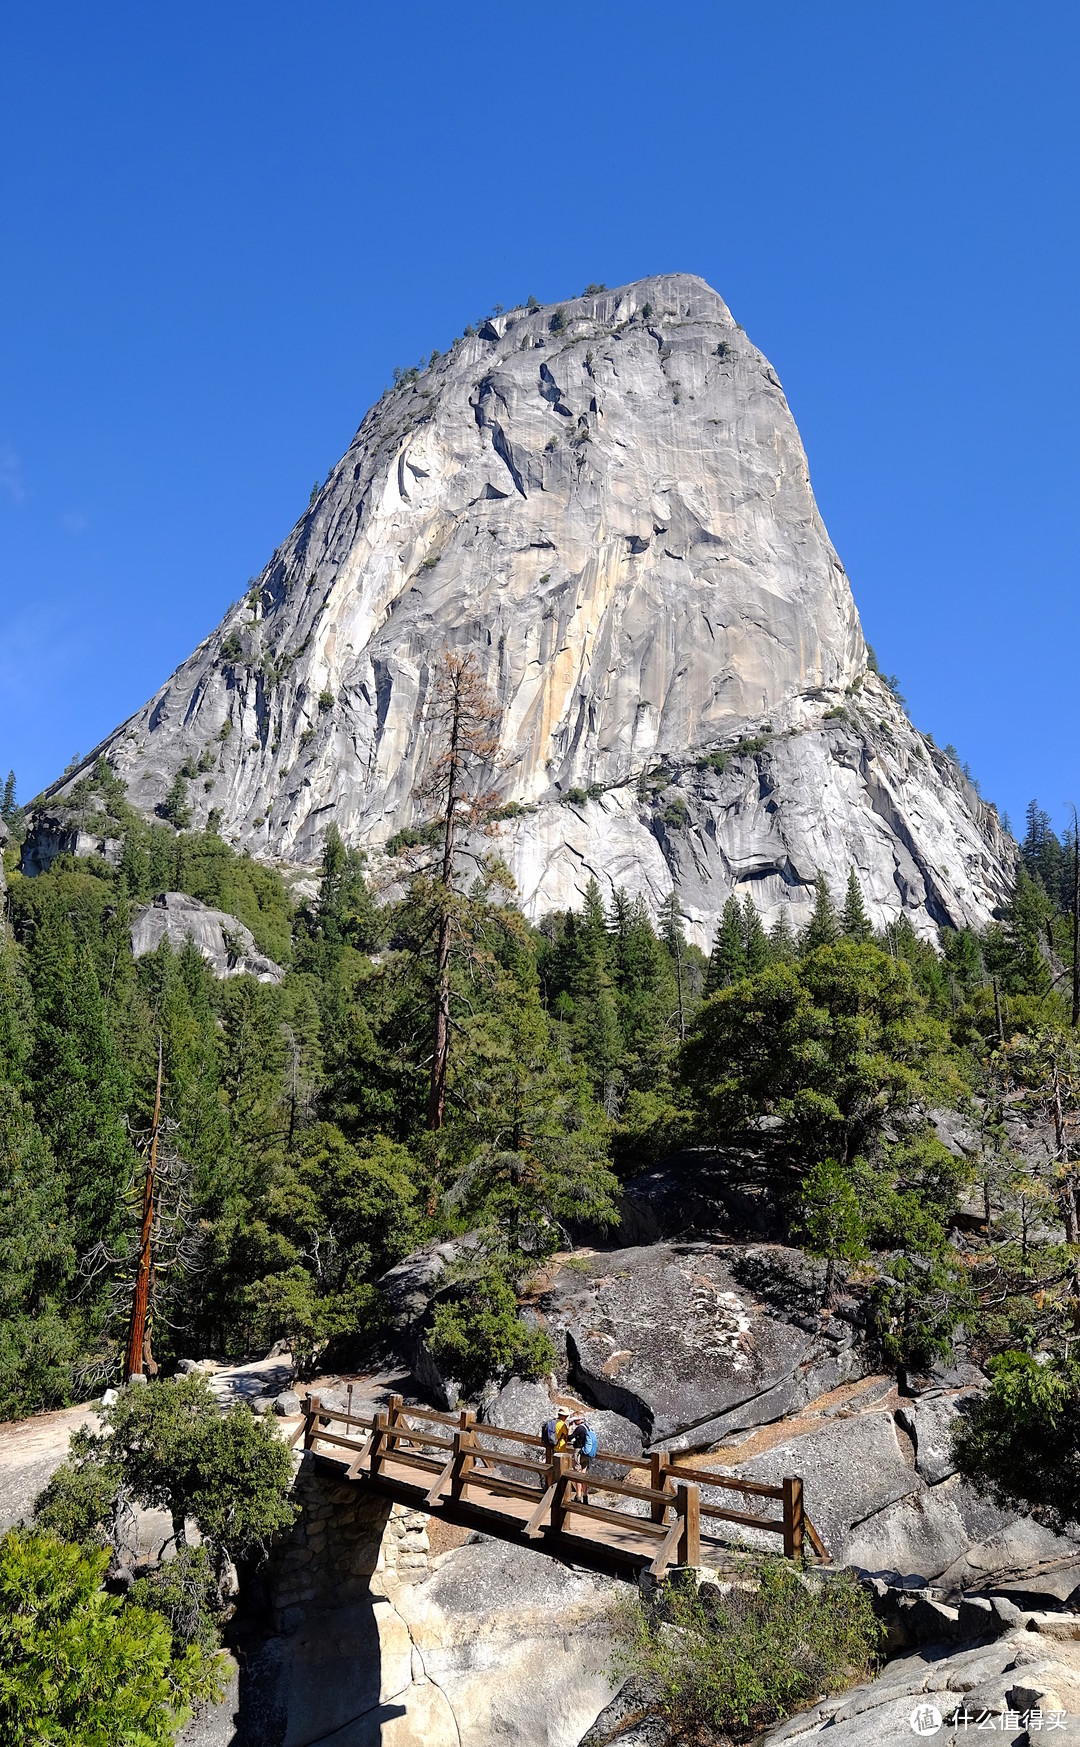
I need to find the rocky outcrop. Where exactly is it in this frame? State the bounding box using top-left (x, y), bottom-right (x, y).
top-left (538, 1241), bottom-right (865, 1449)
top-left (762, 1615), bottom-right (1080, 1746)
top-left (702, 1381), bottom-right (1080, 1592)
top-left (244, 1461), bottom-right (620, 1747)
top-left (19, 806), bottom-right (123, 876)
top-left (130, 892), bottom-right (284, 983)
top-left (44, 274), bottom-right (1013, 944)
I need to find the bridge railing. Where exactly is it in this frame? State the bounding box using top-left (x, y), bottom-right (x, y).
top-left (296, 1393), bottom-right (828, 1570)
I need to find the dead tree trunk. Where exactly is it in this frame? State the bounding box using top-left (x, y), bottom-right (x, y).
top-left (1072, 807), bottom-right (1079, 1029)
top-left (124, 1040), bottom-right (162, 1383)
top-left (419, 653), bottom-right (500, 1133)
top-left (427, 714), bottom-right (460, 1132)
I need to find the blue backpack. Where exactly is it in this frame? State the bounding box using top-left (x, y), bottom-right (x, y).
top-left (582, 1424), bottom-right (598, 1459)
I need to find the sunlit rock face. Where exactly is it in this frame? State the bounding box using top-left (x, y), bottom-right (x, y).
top-left (55, 273), bottom-right (1013, 940)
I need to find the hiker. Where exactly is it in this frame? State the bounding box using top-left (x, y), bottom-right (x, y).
top-left (568, 1412), bottom-right (598, 1502)
top-left (541, 1406), bottom-right (572, 1460)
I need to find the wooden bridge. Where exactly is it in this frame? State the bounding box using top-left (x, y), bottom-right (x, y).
top-left (296, 1392), bottom-right (829, 1579)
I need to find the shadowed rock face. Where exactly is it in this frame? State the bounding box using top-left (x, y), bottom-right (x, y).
top-left (49, 273), bottom-right (1012, 941)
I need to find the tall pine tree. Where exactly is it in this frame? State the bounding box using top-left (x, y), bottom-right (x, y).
top-left (802, 872), bottom-right (839, 953)
top-left (841, 869), bottom-right (872, 942)
top-left (705, 896), bottom-right (747, 993)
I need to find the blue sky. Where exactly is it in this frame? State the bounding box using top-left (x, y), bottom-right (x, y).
top-left (1, 2), bottom-right (1076, 839)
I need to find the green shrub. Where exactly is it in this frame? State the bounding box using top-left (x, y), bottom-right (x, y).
top-left (952, 1352), bottom-right (1080, 1534)
top-left (299, 727), bottom-right (315, 750)
top-left (612, 1559), bottom-right (879, 1738)
top-left (34, 1436), bottom-right (120, 1551)
top-left (385, 821), bottom-right (443, 856)
top-left (564, 787), bottom-right (588, 806)
top-left (428, 1265), bottom-right (555, 1395)
top-left (661, 797), bottom-right (688, 828)
top-left (38, 1375), bottom-right (298, 1566)
top-left (129, 1545), bottom-right (226, 1658)
top-left (549, 308), bottom-right (566, 333)
top-left (220, 632), bottom-right (243, 663)
top-left (317, 691), bottom-right (334, 713)
top-left (0, 1529), bottom-right (225, 1747)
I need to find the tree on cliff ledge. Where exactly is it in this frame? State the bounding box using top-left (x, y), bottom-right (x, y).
top-left (415, 651), bottom-right (501, 1131)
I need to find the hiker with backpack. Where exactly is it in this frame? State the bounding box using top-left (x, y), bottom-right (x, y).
top-left (568, 1412), bottom-right (598, 1502)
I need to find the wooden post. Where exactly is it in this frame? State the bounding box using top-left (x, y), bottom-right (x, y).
top-left (451, 1408), bottom-right (475, 1500)
top-left (370, 1409), bottom-right (388, 1478)
top-left (385, 1393), bottom-right (403, 1458)
top-left (303, 1394), bottom-right (321, 1452)
top-left (551, 1452), bottom-right (571, 1535)
top-left (650, 1451), bottom-right (671, 1523)
top-left (782, 1476), bottom-right (804, 1561)
top-left (676, 1482), bottom-right (700, 1567)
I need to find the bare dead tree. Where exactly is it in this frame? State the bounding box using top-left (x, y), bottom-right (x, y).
top-left (80, 1065), bottom-right (205, 1387)
top-left (124, 1040), bottom-right (162, 1382)
top-left (1062, 807), bottom-right (1069, 1034)
top-left (414, 651), bottom-right (501, 1131)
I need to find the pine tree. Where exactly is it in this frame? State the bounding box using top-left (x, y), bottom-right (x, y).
top-left (573, 954), bottom-right (624, 1114)
top-left (27, 896), bottom-right (135, 1256)
top-left (769, 909), bottom-right (797, 962)
top-left (160, 773), bottom-right (191, 831)
top-left (0, 1529), bottom-right (225, 1744)
top-left (796, 1158), bottom-right (868, 1302)
top-left (1, 770), bottom-right (15, 824)
top-left (742, 895), bottom-right (770, 975)
top-left (802, 872), bottom-right (839, 953)
top-left (841, 868), bottom-right (872, 942)
top-left (982, 866), bottom-right (1053, 997)
top-left (580, 878), bottom-right (610, 966)
top-left (608, 886), bottom-right (633, 951)
top-left (705, 896), bottom-right (747, 993)
top-left (0, 1083), bottom-right (77, 1416)
top-left (659, 890), bottom-right (688, 1041)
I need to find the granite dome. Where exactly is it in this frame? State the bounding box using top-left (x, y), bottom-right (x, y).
top-left (49, 274), bottom-right (1012, 943)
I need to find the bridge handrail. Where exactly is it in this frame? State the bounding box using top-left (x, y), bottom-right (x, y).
top-left (296, 1393), bottom-right (828, 1568)
top-left (664, 1460), bottom-right (786, 1501)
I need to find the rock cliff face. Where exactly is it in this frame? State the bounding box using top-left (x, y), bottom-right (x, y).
top-left (51, 273), bottom-right (1012, 941)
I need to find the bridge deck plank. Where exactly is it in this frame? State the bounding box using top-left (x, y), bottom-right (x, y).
top-left (311, 1447), bottom-right (751, 1576)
